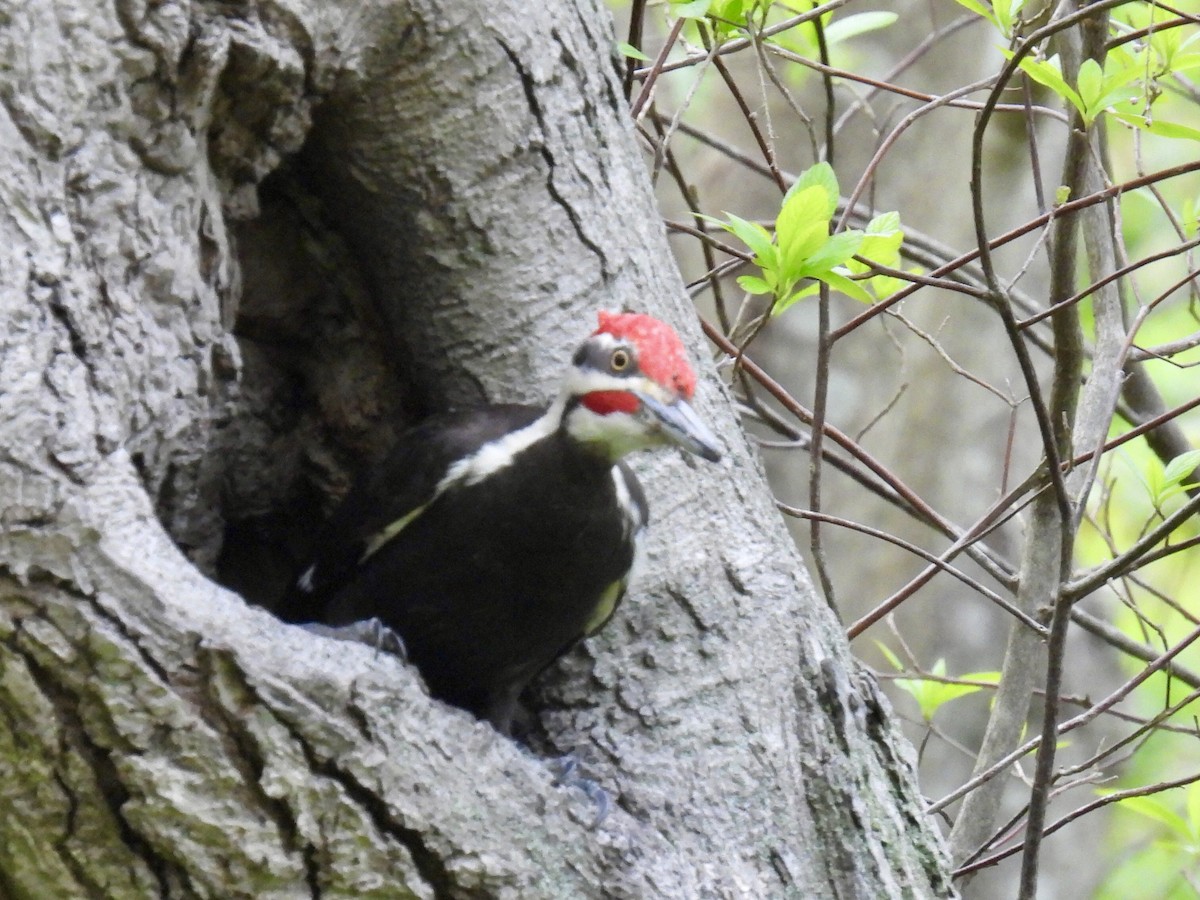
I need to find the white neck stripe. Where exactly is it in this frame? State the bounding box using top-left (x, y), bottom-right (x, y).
top-left (436, 405), bottom-right (562, 492)
top-left (361, 405), bottom-right (563, 563)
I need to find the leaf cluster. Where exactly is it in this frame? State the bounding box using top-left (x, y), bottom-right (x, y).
top-left (974, 2), bottom-right (1200, 138)
top-left (1144, 449), bottom-right (1200, 508)
top-left (704, 163), bottom-right (908, 314)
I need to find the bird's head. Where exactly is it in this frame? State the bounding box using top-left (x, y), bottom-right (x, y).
top-left (559, 311), bottom-right (722, 463)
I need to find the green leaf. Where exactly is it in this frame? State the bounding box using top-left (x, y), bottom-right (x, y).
top-left (1157, 481), bottom-right (1200, 503)
top-left (817, 269), bottom-right (873, 304)
top-left (1103, 793), bottom-right (1195, 841)
top-left (865, 273), bottom-right (907, 300)
top-left (776, 185), bottom-right (832, 274)
top-left (948, 0), bottom-right (997, 27)
top-left (846, 211), bottom-right (908, 297)
top-left (1145, 458), bottom-right (1166, 503)
top-left (1163, 450), bottom-right (1200, 487)
top-left (996, 0), bottom-right (1024, 38)
top-left (1103, 60), bottom-right (1144, 92)
top-left (670, 0), bottom-right (713, 19)
top-left (617, 42), bottom-right (650, 61)
top-left (823, 11), bottom-right (898, 45)
top-left (1146, 449), bottom-right (1200, 505)
top-left (1076, 58), bottom-right (1104, 112)
top-left (1166, 51), bottom-right (1200, 74)
top-left (1186, 782), bottom-right (1200, 841)
top-left (864, 210), bottom-right (901, 236)
top-left (1141, 118), bottom-right (1200, 141)
top-left (1055, 185), bottom-right (1072, 205)
top-left (1177, 27), bottom-right (1200, 54)
top-left (858, 229), bottom-right (903, 266)
top-left (785, 163), bottom-right (840, 219)
top-left (896, 659), bottom-right (990, 722)
top-left (959, 671), bottom-right (1002, 686)
top-left (852, 212), bottom-right (904, 276)
top-left (718, 213), bottom-right (778, 265)
top-left (1009, 53), bottom-right (1085, 117)
top-left (737, 275), bottom-right (773, 295)
top-left (922, 682), bottom-right (984, 716)
top-left (874, 641), bottom-right (905, 671)
top-left (708, 0), bottom-right (756, 27)
top-left (774, 283), bottom-right (820, 315)
top-left (1087, 70), bottom-right (1143, 119)
top-left (1183, 198), bottom-right (1199, 239)
top-left (801, 230), bottom-right (864, 274)
top-left (874, 651), bottom-right (998, 723)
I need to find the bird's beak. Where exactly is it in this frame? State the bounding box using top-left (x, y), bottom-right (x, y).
top-left (636, 393), bottom-right (722, 462)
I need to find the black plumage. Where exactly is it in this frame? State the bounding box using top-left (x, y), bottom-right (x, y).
top-left (282, 404), bottom-right (647, 732)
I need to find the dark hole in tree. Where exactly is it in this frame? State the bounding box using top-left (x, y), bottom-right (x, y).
top-left (213, 163), bottom-right (415, 614)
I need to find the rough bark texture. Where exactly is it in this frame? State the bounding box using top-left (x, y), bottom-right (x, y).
top-left (0, 0), bottom-right (954, 897)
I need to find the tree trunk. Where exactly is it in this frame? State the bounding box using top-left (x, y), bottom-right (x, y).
top-left (0, 0), bottom-right (954, 896)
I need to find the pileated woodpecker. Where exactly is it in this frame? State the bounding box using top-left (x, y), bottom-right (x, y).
top-left (282, 312), bottom-right (721, 733)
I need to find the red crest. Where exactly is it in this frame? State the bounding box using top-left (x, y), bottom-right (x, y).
top-left (592, 311), bottom-right (697, 399)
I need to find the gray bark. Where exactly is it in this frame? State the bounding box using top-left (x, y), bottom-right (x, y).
top-left (0, 0), bottom-right (953, 897)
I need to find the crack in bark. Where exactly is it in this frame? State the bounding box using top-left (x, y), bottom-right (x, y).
top-left (496, 38), bottom-right (610, 281)
top-left (663, 585), bottom-right (710, 635)
top-left (46, 292), bottom-right (89, 365)
top-left (567, 2), bottom-right (624, 118)
top-left (10, 614), bottom-right (180, 898)
top-left (217, 652), bottom-right (456, 899)
top-left (47, 767), bottom-right (114, 900)
top-left (291, 723), bottom-right (456, 899)
top-left (799, 755), bottom-right (867, 900)
top-left (814, 656), bottom-right (857, 757)
top-left (196, 647), bottom-right (316, 887)
top-left (856, 671), bottom-right (956, 896)
top-left (550, 27), bottom-right (611, 193)
top-left (302, 841), bottom-right (321, 900)
top-left (42, 273), bottom-right (113, 474)
top-left (721, 561), bottom-right (750, 596)
top-left (85, 592), bottom-right (178, 690)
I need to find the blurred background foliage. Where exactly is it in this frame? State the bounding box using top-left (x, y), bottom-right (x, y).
top-left (608, 0), bottom-right (1200, 895)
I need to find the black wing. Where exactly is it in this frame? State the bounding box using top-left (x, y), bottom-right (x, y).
top-left (280, 404), bottom-right (545, 622)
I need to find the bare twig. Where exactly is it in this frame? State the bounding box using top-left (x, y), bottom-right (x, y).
top-left (954, 770), bottom-right (1200, 878)
top-left (780, 507), bottom-right (1043, 631)
top-left (630, 17), bottom-right (685, 122)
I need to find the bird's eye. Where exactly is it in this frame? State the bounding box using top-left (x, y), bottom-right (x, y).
top-left (610, 348), bottom-right (632, 372)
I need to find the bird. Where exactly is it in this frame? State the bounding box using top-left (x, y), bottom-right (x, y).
top-left (280, 311), bottom-right (721, 734)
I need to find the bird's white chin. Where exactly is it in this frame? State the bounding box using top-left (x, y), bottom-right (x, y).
top-left (563, 405), bottom-right (663, 461)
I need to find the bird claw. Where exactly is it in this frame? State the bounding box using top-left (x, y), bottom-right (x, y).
top-left (364, 617), bottom-right (408, 661)
top-left (550, 754), bottom-right (610, 828)
top-left (301, 618), bottom-right (407, 663)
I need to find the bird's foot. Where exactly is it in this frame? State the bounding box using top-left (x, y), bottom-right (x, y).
top-left (550, 754), bottom-right (610, 828)
top-left (301, 618), bottom-right (408, 662)
top-left (365, 617), bottom-right (408, 661)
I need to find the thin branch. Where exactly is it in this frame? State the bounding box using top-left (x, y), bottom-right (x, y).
top-left (929, 616), bottom-right (1200, 817)
top-left (702, 318), bottom-right (1017, 589)
top-left (1066, 490), bottom-right (1200, 599)
top-left (623, 0), bottom-right (647, 100)
top-left (630, 17), bottom-right (686, 122)
top-left (807, 3), bottom-right (839, 613)
top-left (1018, 235), bottom-right (1200, 330)
top-left (762, 44), bottom-right (1068, 121)
top-left (954, 771), bottom-right (1200, 878)
top-left (830, 158), bottom-right (1200, 342)
top-left (632, 1), bottom-right (859, 81)
top-left (781, 507), bottom-right (1044, 632)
